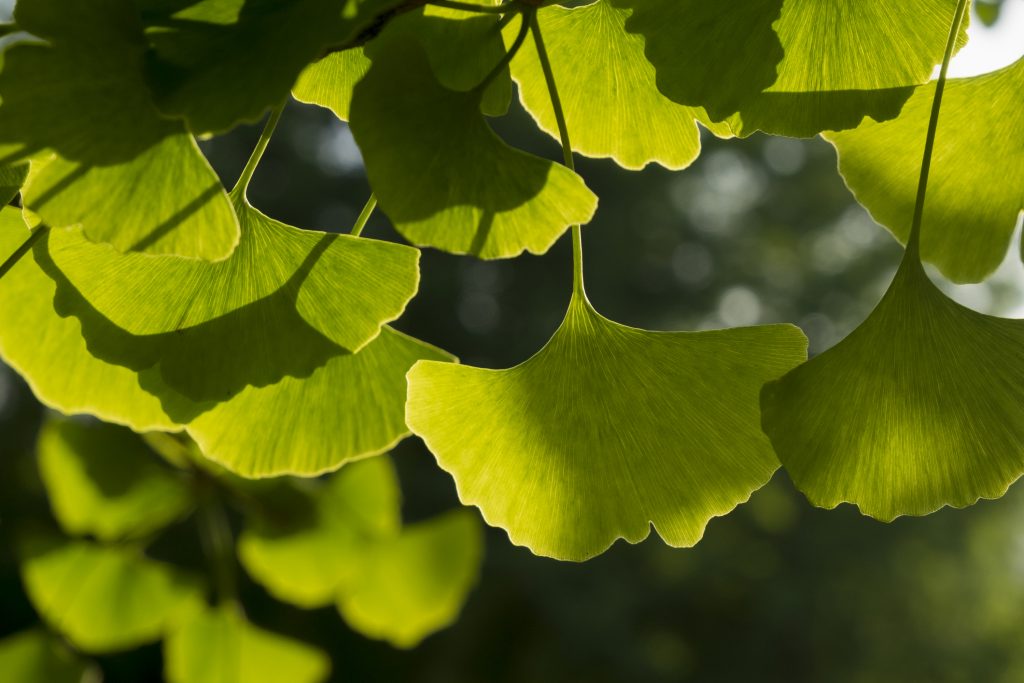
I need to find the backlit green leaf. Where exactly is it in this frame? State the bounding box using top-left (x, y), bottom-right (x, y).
top-left (0, 630), bottom-right (97, 683)
top-left (761, 255), bottom-right (1024, 520)
top-left (336, 509), bottom-right (483, 648)
top-left (0, 0), bottom-right (239, 259)
top-left (0, 208), bottom-right (186, 431)
top-left (37, 417), bottom-right (193, 541)
top-left (617, 0), bottom-right (968, 137)
top-left (164, 606), bottom-right (330, 683)
top-left (292, 49), bottom-right (370, 122)
top-left (140, 0), bottom-right (401, 134)
top-left (238, 456), bottom-right (401, 607)
top-left (511, 1), bottom-right (726, 170)
top-left (407, 293), bottom-right (807, 561)
top-left (21, 539), bottom-right (204, 653)
top-left (44, 194), bottom-right (419, 402)
top-left (350, 40), bottom-right (597, 258)
top-left (0, 162), bottom-right (27, 206)
top-left (826, 56), bottom-right (1024, 283)
top-left (188, 327), bottom-right (452, 477)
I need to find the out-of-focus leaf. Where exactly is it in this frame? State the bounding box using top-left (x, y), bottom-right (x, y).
top-left (0, 629), bottom-right (98, 683)
top-left (237, 456), bottom-right (401, 607)
top-left (0, 162), bottom-right (27, 206)
top-left (337, 509), bottom-right (483, 648)
top-left (407, 292), bottom-right (807, 560)
top-left (37, 417), bottom-right (193, 541)
top-left (20, 539), bottom-right (204, 653)
top-left (164, 605), bottom-right (330, 683)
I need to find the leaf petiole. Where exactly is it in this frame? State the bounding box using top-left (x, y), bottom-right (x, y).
top-left (906, 0), bottom-right (969, 255)
top-left (351, 193), bottom-right (378, 237)
top-left (475, 7), bottom-right (533, 94)
top-left (230, 102), bottom-right (286, 200)
top-left (529, 11), bottom-right (584, 297)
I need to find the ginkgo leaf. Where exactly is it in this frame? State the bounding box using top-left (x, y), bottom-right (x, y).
top-left (292, 49), bottom-right (370, 122)
top-left (20, 538), bottom-right (205, 653)
top-left (510, 1), bottom-right (727, 170)
top-left (0, 208), bottom-right (186, 431)
top-left (238, 456), bottom-right (401, 607)
top-left (0, 207), bottom-right (451, 477)
top-left (165, 606), bottom-right (330, 683)
top-left (407, 293), bottom-right (807, 561)
top-left (615, 0), bottom-right (968, 137)
top-left (44, 194), bottom-right (420, 401)
top-left (336, 509), bottom-right (483, 648)
top-left (826, 56), bottom-right (1024, 283)
top-left (0, 630), bottom-right (97, 683)
top-left (0, 162), bottom-right (27, 205)
top-left (37, 417), bottom-right (193, 541)
top-left (0, 0), bottom-right (239, 259)
top-left (761, 255), bottom-right (1024, 521)
top-left (140, 0), bottom-right (401, 134)
top-left (295, 2), bottom-right (511, 121)
top-left (188, 327), bottom-right (452, 477)
top-left (350, 40), bottom-right (597, 258)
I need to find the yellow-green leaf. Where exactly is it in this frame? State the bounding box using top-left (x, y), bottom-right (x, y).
top-left (407, 293), bottom-right (807, 560)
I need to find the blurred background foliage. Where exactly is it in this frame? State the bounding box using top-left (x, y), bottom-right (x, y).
top-left (3, 1), bottom-right (1024, 680)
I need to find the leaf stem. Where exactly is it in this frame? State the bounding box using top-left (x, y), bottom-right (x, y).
top-left (351, 193), bottom-right (378, 237)
top-left (197, 494), bottom-right (237, 604)
top-left (529, 11), bottom-right (584, 296)
top-left (907, 0), bottom-right (969, 255)
top-left (0, 224), bottom-right (48, 282)
top-left (231, 103), bottom-right (285, 200)
top-left (426, 0), bottom-right (512, 14)
top-left (477, 7), bottom-right (531, 93)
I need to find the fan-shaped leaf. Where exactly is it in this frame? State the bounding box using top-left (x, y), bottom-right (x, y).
top-left (0, 0), bottom-right (239, 259)
top-left (826, 56), bottom-right (1024, 283)
top-left (237, 456), bottom-right (401, 607)
top-left (164, 606), bottom-right (330, 683)
top-left (139, 0), bottom-right (401, 134)
top-left (188, 327), bottom-right (452, 477)
top-left (0, 162), bottom-right (27, 206)
top-left (37, 417), bottom-right (193, 541)
top-left (292, 49), bottom-right (370, 122)
top-left (20, 539), bottom-right (204, 653)
top-left (350, 39), bottom-right (597, 258)
top-left (407, 293), bottom-right (807, 560)
top-left (44, 195), bottom-right (419, 402)
top-left (616, 0), bottom-right (968, 137)
top-left (761, 255), bottom-right (1024, 520)
top-left (511, 1), bottom-right (726, 170)
top-left (0, 630), bottom-right (97, 683)
top-left (336, 509), bottom-right (483, 648)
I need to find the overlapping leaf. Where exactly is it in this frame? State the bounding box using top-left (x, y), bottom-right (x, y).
top-left (350, 39), bottom-right (597, 258)
top-left (511, 1), bottom-right (729, 170)
top-left (826, 56), bottom-right (1024, 283)
top-left (238, 456), bottom-right (400, 607)
top-left (20, 538), bottom-right (204, 653)
top-left (37, 417), bottom-right (193, 541)
top-left (0, 163), bottom-right (27, 206)
top-left (45, 194), bottom-right (419, 401)
top-left (0, 630), bottom-right (96, 683)
top-left (139, 0), bottom-right (402, 134)
top-left (0, 204), bottom-right (449, 477)
top-left (239, 457), bottom-right (482, 646)
top-left (407, 292), bottom-right (807, 561)
top-left (614, 0), bottom-right (968, 137)
top-left (0, 0), bottom-right (239, 259)
top-left (164, 606), bottom-right (330, 683)
top-left (336, 509), bottom-right (482, 648)
top-left (295, 0), bottom-right (511, 120)
top-left (761, 254), bottom-right (1024, 520)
